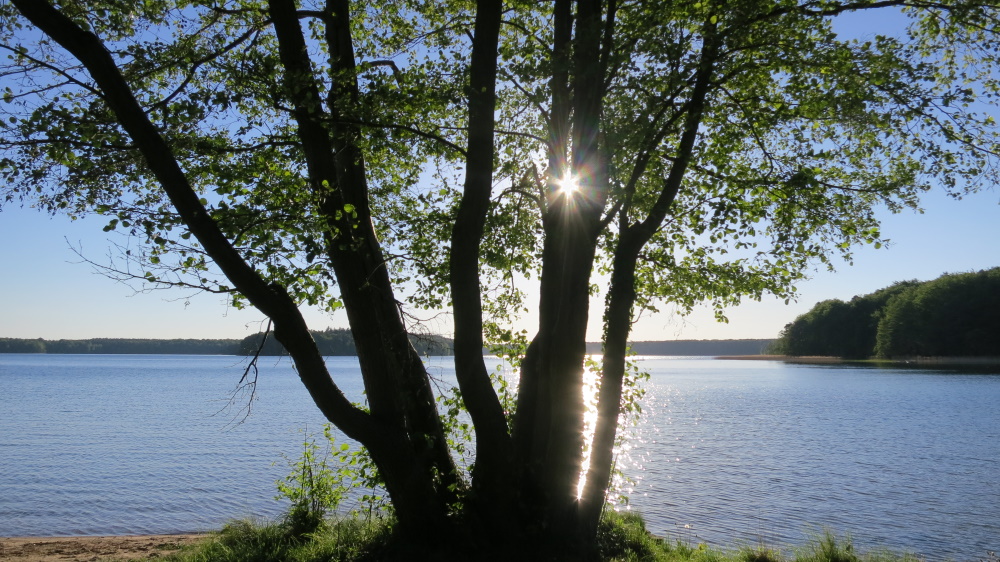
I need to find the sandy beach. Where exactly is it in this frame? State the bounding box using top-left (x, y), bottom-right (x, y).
top-left (0, 534), bottom-right (204, 561)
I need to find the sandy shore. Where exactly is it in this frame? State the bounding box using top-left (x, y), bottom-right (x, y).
top-left (0, 534), bottom-right (205, 562)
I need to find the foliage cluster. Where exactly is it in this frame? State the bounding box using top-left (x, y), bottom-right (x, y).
top-left (771, 267), bottom-right (1000, 358)
top-left (274, 425), bottom-right (388, 539)
top-left (161, 517), bottom-right (395, 562)
top-left (276, 426), bottom-right (352, 538)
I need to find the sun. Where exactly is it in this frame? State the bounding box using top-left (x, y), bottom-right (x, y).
top-left (557, 174), bottom-right (580, 195)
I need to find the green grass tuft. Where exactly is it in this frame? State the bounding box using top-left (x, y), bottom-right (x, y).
top-left (736, 544), bottom-right (784, 562)
top-left (597, 510), bottom-right (721, 561)
top-left (161, 516), bottom-right (395, 562)
top-left (794, 531), bottom-right (860, 562)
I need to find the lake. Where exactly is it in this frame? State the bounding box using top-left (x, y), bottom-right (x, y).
top-left (0, 354), bottom-right (997, 560)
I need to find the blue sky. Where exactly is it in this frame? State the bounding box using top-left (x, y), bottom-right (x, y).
top-left (0, 9), bottom-right (997, 342)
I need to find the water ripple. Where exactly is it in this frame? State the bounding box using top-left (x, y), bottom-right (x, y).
top-left (2, 355), bottom-right (998, 561)
top-left (619, 358), bottom-right (1000, 561)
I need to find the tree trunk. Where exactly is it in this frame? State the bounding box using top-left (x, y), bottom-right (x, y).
top-left (578, 235), bottom-right (641, 534)
top-left (512, 197), bottom-right (604, 550)
top-left (578, 14), bottom-right (720, 537)
top-left (268, 0), bottom-right (463, 540)
top-left (507, 0), bottom-right (615, 551)
top-left (450, 0), bottom-right (516, 535)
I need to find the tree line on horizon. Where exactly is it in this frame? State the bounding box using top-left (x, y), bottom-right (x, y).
top-left (583, 339), bottom-right (774, 356)
top-left (0, 332), bottom-right (774, 357)
top-left (770, 268), bottom-right (1000, 359)
top-left (237, 328), bottom-right (454, 356)
top-left (0, 337), bottom-right (239, 355)
top-left (0, 328), bottom-right (452, 356)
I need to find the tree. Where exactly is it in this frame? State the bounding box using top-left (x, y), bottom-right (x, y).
top-left (773, 280), bottom-right (919, 358)
top-left (2, 0), bottom-right (998, 556)
top-left (772, 298), bottom-right (855, 356)
top-left (875, 268), bottom-right (1000, 357)
top-left (774, 269), bottom-right (1000, 359)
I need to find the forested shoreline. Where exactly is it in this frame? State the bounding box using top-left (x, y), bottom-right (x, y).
top-left (585, 339), bottom-right (774, 356)
top-left (0, 328), bottom-right (452, 356)
top-left (0, 333), bottom-right (773, 357)
top-left (0, 337), bottom-right (239, 355)
top-left (771, 268), bottom-right (1000, 359)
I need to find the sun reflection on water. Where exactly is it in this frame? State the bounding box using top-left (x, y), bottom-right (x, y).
top-left (576, 359), bottom-right (601, 499)
top-left (489, 354), bottom-right (638, 504)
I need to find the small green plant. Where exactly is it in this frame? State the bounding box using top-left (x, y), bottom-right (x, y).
top-left (795, 531), bottom-right (858, 562)
top-left (437, 385), bottom-right (474, 462)
top-left (597, 510), bottom-right (656, 560)
top-left (162, 519), bottom-right (289, 562)
top-left (275, 426), bottom-right (349, 537)
top-left (732, 527), bottom-right (784, 562)
top-left (737, 545), bottom-right (783, 562)
top-left (332, 439), bottom-right (389, 518)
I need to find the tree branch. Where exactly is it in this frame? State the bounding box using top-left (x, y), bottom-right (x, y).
top-left (10, 0), bottom-right (375, 441)
top-left (449, 0), bottom-right (514, 501)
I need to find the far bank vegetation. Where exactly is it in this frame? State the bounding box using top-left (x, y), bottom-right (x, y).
top-left (0, 328), bottom-right (450, 356)
top-left (0, 333), bottom-right (775, 357)
top-left (770, 267), bottom-right (1000, 359)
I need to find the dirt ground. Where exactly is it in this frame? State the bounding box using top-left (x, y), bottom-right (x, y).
top-left (0, 534), bottom-right (205, 562)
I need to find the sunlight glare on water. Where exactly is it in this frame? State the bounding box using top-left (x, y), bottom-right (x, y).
top-left (576, 357), bottom-right (601, 499)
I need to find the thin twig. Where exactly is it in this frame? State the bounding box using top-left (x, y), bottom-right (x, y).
top-left (222, 319), bottom-right (273, 425)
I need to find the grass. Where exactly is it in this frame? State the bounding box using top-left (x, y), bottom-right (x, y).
top-left (160, 512), bottom-right (932, 562)
top-left (160, 516), bottom-right (396, 562)
top-left (594, 512), bottom-right (927, 562)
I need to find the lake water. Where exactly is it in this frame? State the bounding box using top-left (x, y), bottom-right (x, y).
top-left (0, 355), bottom-right (997, 560)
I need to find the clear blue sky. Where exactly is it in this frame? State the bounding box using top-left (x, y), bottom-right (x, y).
top-left (0, 10), bottom-right (997, 342)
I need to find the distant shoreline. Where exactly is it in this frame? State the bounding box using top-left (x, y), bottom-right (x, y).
top-left (719, 354), bottom-right (1000, 365)
top-left (2, 337), bottom-right (776, 357)
top-left (5, 338), bottom-right (999, 364)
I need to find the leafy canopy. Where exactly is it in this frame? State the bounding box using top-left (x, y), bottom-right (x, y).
top-left (2, 2), bottom-right (997, 331)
